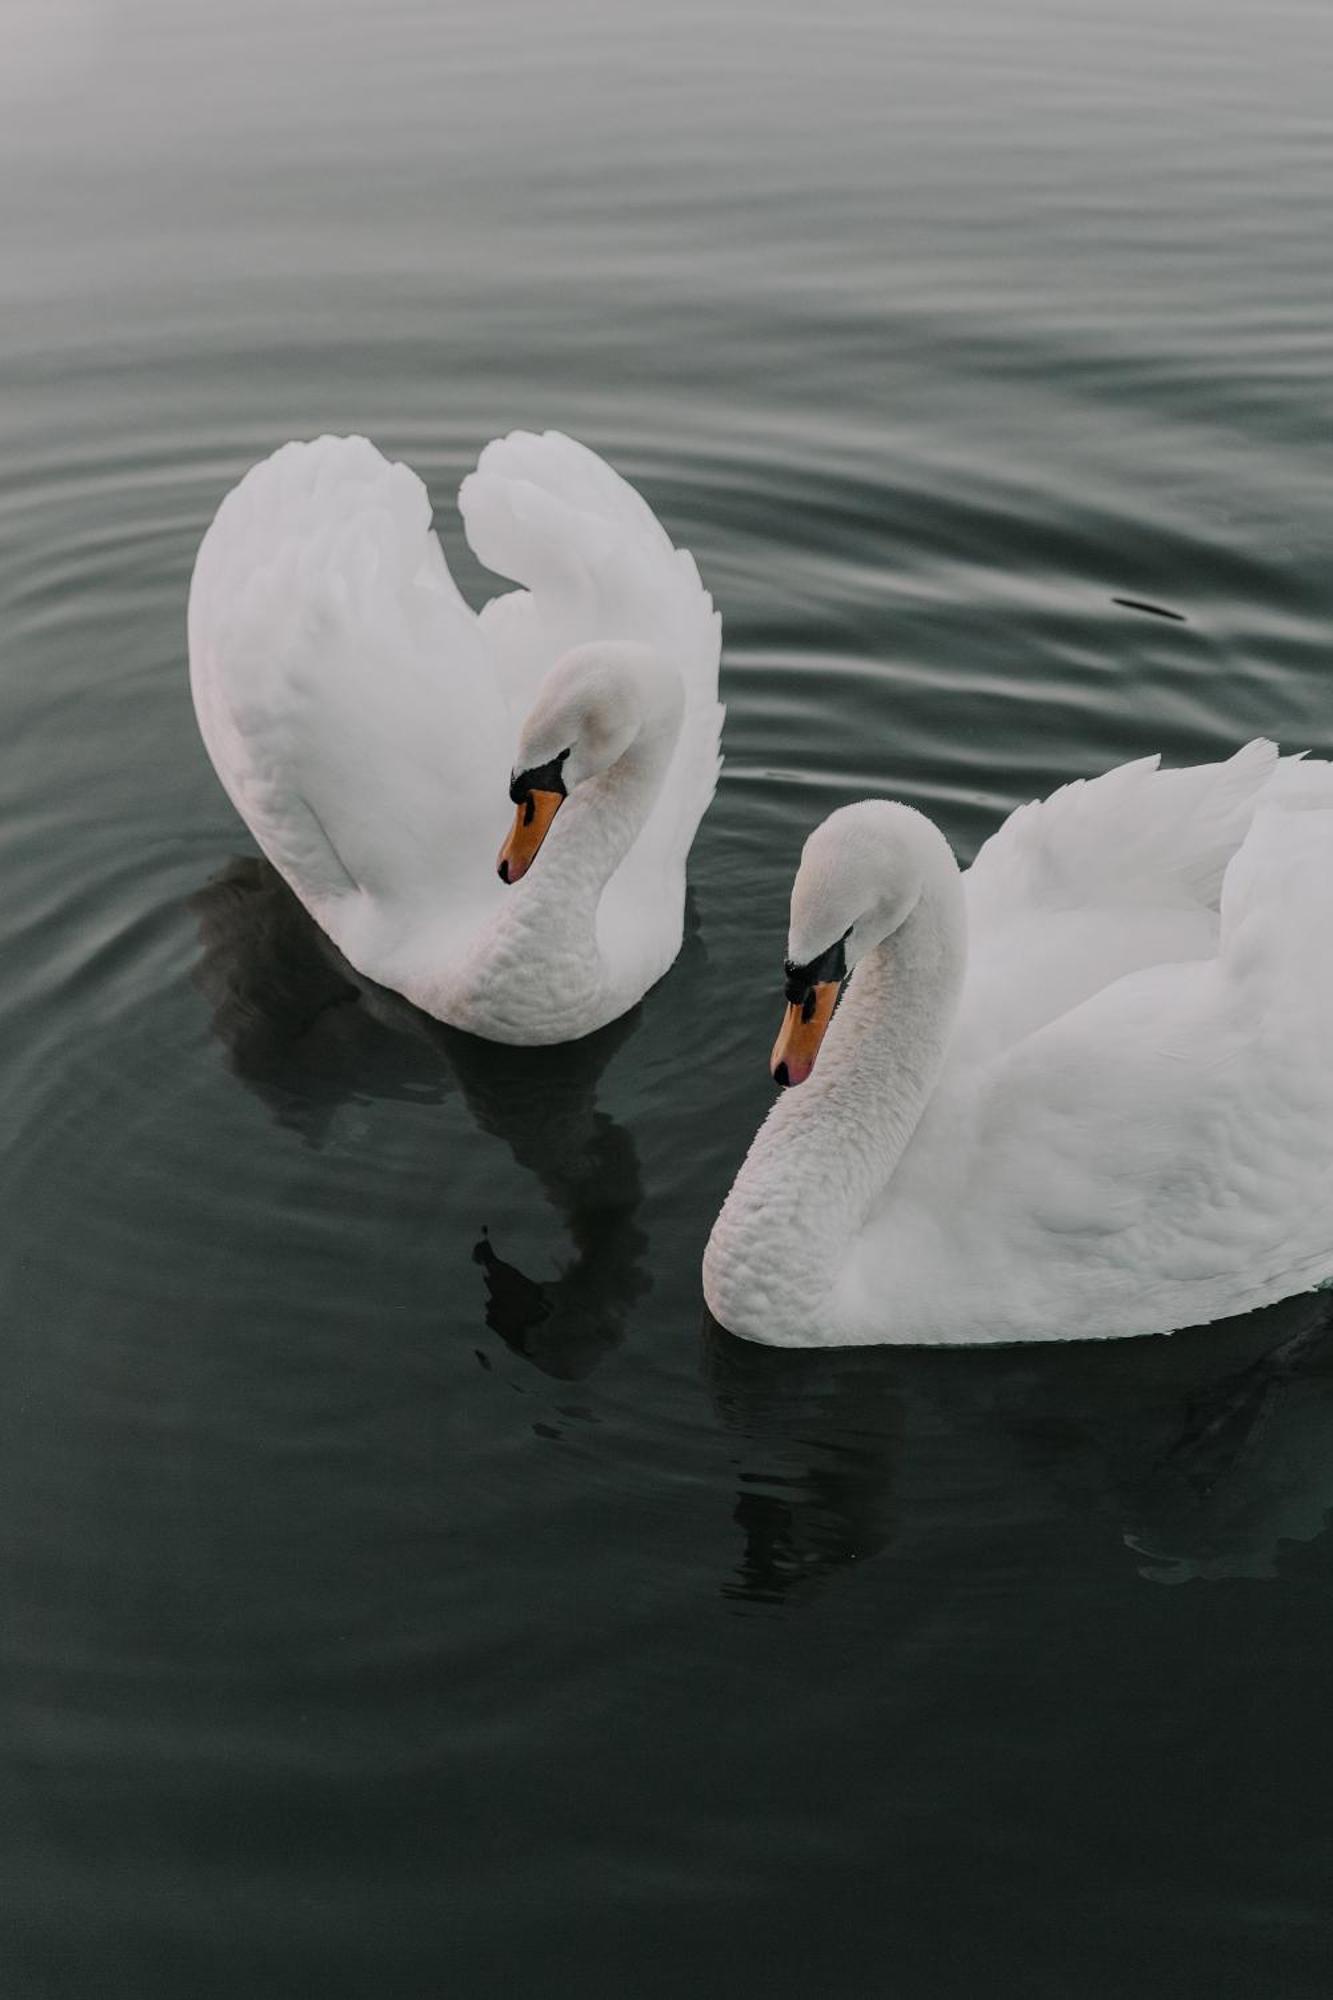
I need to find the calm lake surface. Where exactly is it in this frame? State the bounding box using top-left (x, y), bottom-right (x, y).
top-left (4, 2), bottom-right (1333, 1992)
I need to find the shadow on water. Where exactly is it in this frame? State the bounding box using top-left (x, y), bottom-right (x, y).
top-left (702, 1289), bottom-right (1333, 1606)
top-left (1118, 1292), bottom-right (1333, 1583)
top-left (188, 856), bottom-right (650, 1379)
top-left (701, 1319), bottom-right (906, 1608)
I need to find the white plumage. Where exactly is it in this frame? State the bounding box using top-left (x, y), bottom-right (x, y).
top-left (188, 431), bottom-right (723, 1043)
top-left (703, 742), bottom-right (1333, 1347)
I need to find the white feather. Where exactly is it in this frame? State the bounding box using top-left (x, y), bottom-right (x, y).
top-left (188, 431), bottom-right (723, 1042)
top-left (704, 746), bottom-right (1333, 1346)
top-left (460, 430), bottom-right (723, 982)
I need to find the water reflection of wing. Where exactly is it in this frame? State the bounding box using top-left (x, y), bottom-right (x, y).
top-left (1119, 1293), bottom-right (1333, 1583)
top-left (701, 1320), bottom-right (903, 1607)
top-left (702, 1289), bottom-right (1333, 1606)
top-left (188, 855), bottom-right (409, 1144)
top-left (188, 856), bottom-right (648, 1379)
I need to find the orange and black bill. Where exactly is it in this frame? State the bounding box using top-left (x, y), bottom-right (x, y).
top-left (497, 750), bottom-right (570, 885)
top-left (770, 928), bottom-right (851, 1086)
top-left (497, 788), bottom-right (564, 883)
top-left (771, 981), bottom-right (841, 1086)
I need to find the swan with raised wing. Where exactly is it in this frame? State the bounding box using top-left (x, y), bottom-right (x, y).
top-left (188, 429), bottom-right (722, 1044)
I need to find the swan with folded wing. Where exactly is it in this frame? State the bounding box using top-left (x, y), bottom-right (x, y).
top-left (188, 430), bottom-right (722, 1044)
top-left (704, 741), bottom-right (1333, 1346)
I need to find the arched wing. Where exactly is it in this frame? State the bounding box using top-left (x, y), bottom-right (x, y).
top-left (459, 430), bottom-right (723, 977)
top-left (189, 435), bottom-right (513, 921)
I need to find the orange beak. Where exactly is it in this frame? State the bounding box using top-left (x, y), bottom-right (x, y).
top-left (771, 979), bottom-right (841, 1086)
top-left (497, 787), bottom-right (564, 884)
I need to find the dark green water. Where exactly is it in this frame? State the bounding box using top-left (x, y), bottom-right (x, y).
top-left (4, 2), bottom-right (1333, 1992)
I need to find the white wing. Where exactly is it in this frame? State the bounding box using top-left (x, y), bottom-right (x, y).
top-left (460, 430), bottom-right (723, 975)
top-left (189, 429), bottom-right (721, 1021)
top-left (188, 435), bottom-right (512, 945)
top-left (962, 801), bottom-right (1333, 1334)
top-left (967, 736), bottom-right (1283, 920)
top-left (956, 739), bottom-right (1333, 1059)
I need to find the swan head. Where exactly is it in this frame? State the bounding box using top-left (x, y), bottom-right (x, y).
top-left (772, 801), bottom-right (950, 1086)
top-left (498, 641), bottom-right (671, 883)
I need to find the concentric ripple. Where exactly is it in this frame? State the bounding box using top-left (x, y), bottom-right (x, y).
top-left (4, 0), bottom-right (1333, 1991)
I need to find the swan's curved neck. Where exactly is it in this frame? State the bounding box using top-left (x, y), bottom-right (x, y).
top-left (453, 662), bottom-right (683, 1040)
top-left (705, 862), bottom-right (967, 1342)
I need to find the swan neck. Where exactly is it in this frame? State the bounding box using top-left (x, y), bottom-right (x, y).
top-left (705, 869), bottom-right (966, 1341)
top-left (528, 681), bottom-right (681, 928)
top-left (446, 664), bottom-right (682, 1039)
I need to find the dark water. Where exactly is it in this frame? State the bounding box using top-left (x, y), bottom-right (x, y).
top-left (4, 2), bottom-right (1333, 1992)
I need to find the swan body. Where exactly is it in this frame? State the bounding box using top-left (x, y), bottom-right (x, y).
top-left (704, 741), bottom-right (1333, 1347)
top-left (188, 431), bottom-right (722, 1043)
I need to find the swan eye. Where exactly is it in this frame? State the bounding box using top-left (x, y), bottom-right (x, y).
top-left (782, 925), bottom-right (852, 1002)
top-left (509, 747), bottom-right (571, 807)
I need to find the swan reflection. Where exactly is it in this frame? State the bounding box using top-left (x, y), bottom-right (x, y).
top-left (703, 1292), bottom-right (1333, 1604)
top-left (701, 1322), bottom-right (903, 1605)
top-left (1120, 1293), bottom-right (1333, 1582)
top-left (188, 856), bottom-right (648, 1378)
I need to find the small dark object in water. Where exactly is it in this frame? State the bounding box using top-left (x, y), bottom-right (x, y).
top-left (1112, 596), bottom-right (1188, 623)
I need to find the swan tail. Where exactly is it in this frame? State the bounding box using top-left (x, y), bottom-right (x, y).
top-left (188, 436), bottom-right (507, 912)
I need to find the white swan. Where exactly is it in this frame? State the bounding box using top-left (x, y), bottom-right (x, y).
top-left (704, 741), bottom-right (1333, 1346)
top-left (188, 431), bottom-right (722, 1044)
